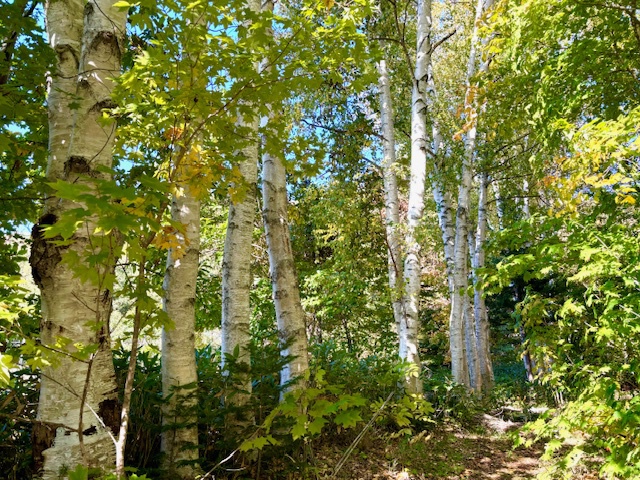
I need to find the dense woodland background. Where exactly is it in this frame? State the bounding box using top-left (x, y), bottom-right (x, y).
top-left (1, 0), bottom-right (639, 478)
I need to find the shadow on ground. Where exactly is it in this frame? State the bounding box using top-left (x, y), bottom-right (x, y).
top-left (315, 415), bottom-right (543, 479)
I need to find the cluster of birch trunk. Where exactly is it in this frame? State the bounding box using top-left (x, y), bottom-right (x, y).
top-left (378, 0), bottom-right (495, 394)
top-left (30, 0), bottom-right (500, 477)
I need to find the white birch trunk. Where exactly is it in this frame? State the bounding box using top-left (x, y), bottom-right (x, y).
top-left (220, 0), bottom-right (262, 406)
top-left (402, 0), bottom-right (433, 395)
top-left (463, 269), bottom-right (479, 390)
top-left (473, 173), bottom-right (494, 390)
top-left (260, 0), bottom-right (308, 392)
top-left (491, 178), bottom-right (505, 230)
top-left (450, 0), bottom-right (494, 389)
top-left (426, 51), bottom-right (455, 292)
top-left (161, 177), bottom-right (201, 476)
top-left (160, 7), bottom-right (209, 471)
top-left (262, 148), bottom-right (310, 390)
top-left (221, 117), bottom-right (258, 403)
top-left (30, 1), bottom-right (126, 476)
top-left (377, 55), bottom-right (404, 339)
top-left (519, 177), bottom-right (535, 381)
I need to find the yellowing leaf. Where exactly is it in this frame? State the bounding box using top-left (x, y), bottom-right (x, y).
top-left (616, 194), bottom-right (636, 205)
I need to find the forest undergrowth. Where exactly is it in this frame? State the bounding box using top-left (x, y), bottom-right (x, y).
top-left (0, 342), bottom-right (574, 480)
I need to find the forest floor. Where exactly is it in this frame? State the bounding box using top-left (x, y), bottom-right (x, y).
top-left (312, 413), bottom-right (545, 480)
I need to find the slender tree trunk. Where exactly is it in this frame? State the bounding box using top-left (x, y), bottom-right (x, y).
top-left (221, 115), bottom-right (258, 406)
top-left (491, 178), bottom-right (505, 230)
top-left (262, 146), bottom-right (310, 390)
top-left (423, 22), bottom-right (460, 383)
top-left (161, 171), bottom-right (201, 477)
top-left (402, 0), bottom-right (434, 395)
top-left (472, 173), bottom-right (494, 390)
top-left (377, 55), bottom-right (404, 340)
top-left (220, 0), bottom-right (262, 408)
top-left (261, 0), bottom-right (308, 392)
top-left (519, 177), bottom-right (535, 381)
top-left (450, 0), bottom-right (494, 389)
top-left (450, 195), bottom-right (472, 387)
top-left (463, 270), bottom-right (479, 389)
top-left (30, 1), bottom-right (126, 477)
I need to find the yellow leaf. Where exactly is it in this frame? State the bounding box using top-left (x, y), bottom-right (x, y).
top-left (616, 195), bottom-right (636, 205)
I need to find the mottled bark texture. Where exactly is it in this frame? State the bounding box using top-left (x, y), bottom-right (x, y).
top-left (30, 0), bottom-right (127, 477)
top-left (220, 0), bottom-right (262, 410)
top-left (450, 0), bottom-right (494, 390)
top-left (161, 179), bottom-right (201, 477)
top-left (262, 147), bottom-right (310, 390)
top-left (261, 0), bottom-right (309, 392)
top-left (402, 0), bottom-right (433, 394)
top-left (221, 118), bottom-right (258, 407)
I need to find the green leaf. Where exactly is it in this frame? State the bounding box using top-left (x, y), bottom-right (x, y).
top-left (291, 417), bottom-right (307, 440)
top-left (0, 354), bottom-right (14, 387)
top-left (68, 465), bottom-right (89, 480)
top-left (308, 416), bottom-right (328, 435)
top-left (334, 409), bottom-right (362, 429)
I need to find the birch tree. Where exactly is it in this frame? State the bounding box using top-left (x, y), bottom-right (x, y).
top-left (260, 0), bottom-right (309, 391)
top-left (160, 10), bottom-right (210, 475)
top-left (221, 0), bottom-right (262, 409)
top-left (161, 159), bottom-right (201, 476)
top-left (29, 0), bottom-right (126, 476)
top-left (472, 172), bottom-right (494, 390)
top-left (401, 0), bottom-right (434, 394)
top-left (377, 55), bottom-right (404, 346)
top-left (262, 145), bottom-right (310, 389)
top-left (450, 0), bottom-right (494, 389)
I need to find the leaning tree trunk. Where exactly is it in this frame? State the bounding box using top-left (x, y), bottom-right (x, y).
top-left (161, 166), bottom-right (201, 477)
top-left (402, 0), bottom-right (434, 395)
top-left (377, 55), bottom-right (404, 341)
top-left (29, 1), bottom-right (126, 477)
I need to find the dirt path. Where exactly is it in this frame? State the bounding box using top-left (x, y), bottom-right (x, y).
top-left (315, 415), bottom-right (543, 479)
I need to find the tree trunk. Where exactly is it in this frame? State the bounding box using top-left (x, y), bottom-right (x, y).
top-left (450, 0), bottom-right (494, 389)
top-left (161, 173), bottom-right (201, 477)
top-left (262, 146), bottom-right (310, 390)
top-left (220, 0), bottom-right (262, 409)
top-left (30, 1), bottom-right (126, 477)
top-left (260, 0), bottom-right (308, 393)
top-left (221, 115), bottom-right (258, 406)
top-left (519, 177), bottom-right (535, 382)
top-left (377, 55), bottom-right (404, 342)
top-left (402, 0), bottom-right (434, 395)
top-left (472, 173), bottom-right (494, 391)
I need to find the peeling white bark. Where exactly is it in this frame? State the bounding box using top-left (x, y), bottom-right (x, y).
top-left (220, 0), bottom-right (262, 407)
top-left (31, 0), bottom-right (127, 477)
top-left (400, 0), bottom-right (434, 395)
top-left (260, 0), bottom-right (308, 392)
